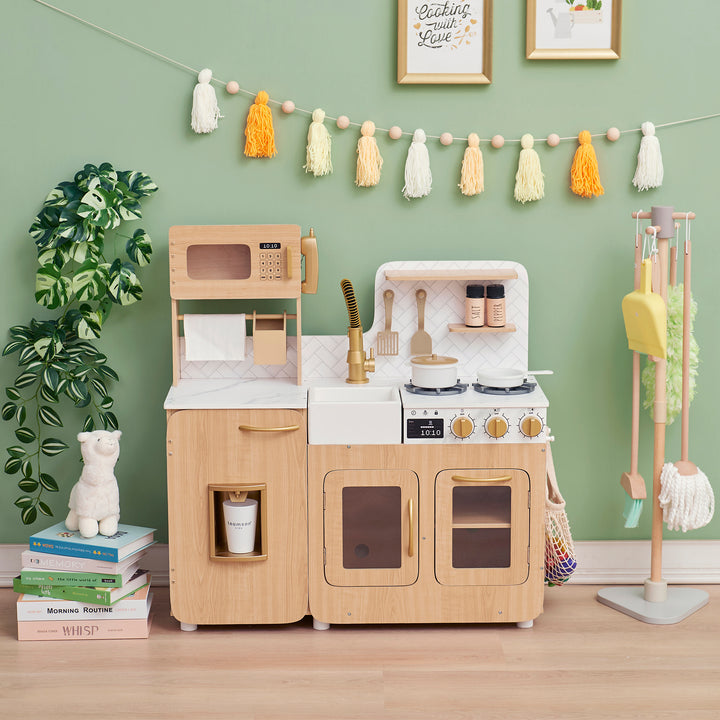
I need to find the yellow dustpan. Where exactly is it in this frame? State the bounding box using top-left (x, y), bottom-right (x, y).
top-left (621, 258), bottom-right (667, 358)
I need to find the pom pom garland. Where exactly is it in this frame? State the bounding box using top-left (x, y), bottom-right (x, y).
top-left (388, 126), bottom-right (403, 140)
top-left (355, 121), bottom-right (383, 187)
top-left (281, 100), bottom-right (295, 114)
top-left (402, 129), bottom-right (432, 199)
top-left (191, 68), bottom-right (222, 134)
top-left (491, 135), bottom-right (505, 149)
top-left (226, 81), bottom-right (240, 95)
top-left (607, 127), bottom-right (621, 142)
top-left (514, 134), bottom-right (544, 203)
top-left (459, 133), bottom-right (484, 197)
top-left (336, 115), bottom-right (350, 129)
top-left (440, 132), bottom-right (453, 146)
top-left (570, 130), bottom-right (604, 198)
top-left (245, 91), bottom-right (277, 158)
top-left (304, 109), bottom-right (332, 177)
top-left (546, 133), bottom-right (560, 147)
top-left (633, 121), bottom-right (664, 191)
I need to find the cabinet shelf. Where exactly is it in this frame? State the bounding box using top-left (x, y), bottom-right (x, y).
top-left (384, 269), bottom-right (518, 282)
top-left (452, 522), bottom-right (512, 530)
top-left (448, 323), bottom-right (516, 334)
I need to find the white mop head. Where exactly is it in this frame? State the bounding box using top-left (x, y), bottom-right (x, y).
top-left (659, 462), bottom-right (715, 532)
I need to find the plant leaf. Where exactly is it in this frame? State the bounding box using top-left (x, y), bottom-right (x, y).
top-left (40, 438), bottom-right (69, 456)
top-left (39, 405), bottom-right (63, 427)
top-left (1, 402), bottom-right (16, 421)
top-left (7, 446), bottom-right (27, 459)
top-left (125, 229), bottom-right (153, 267)
top-left (72, 258), bottom-right (110, 302)
top-left (4, 457), bottom-right (22, 474)
top-left (2, 340), bottom-right (25, 356)
top-left (41, 366), bottom-right (60, 392)
top-left (18, 477), bottom-right (39, 492)
top-left (21, 505), bottom-right (38, 525)
top-left (82, 414), bottom-right (95, 432)
top-left (108, 261), bottom-right (143, 305)
top-left (35, 264), bottom-right (72, 309)
top-left (14, 496), bottom-right (34, 509)
top-left (39, 385), bottom-right (59, 403)
top-left (15, 427), bottom-right (37, 444)
top-left (100, 411), bottom-right (119, 430)
top-left (39, 473), bottom-right (59, 492)
top-left (38, 501), bottom-right (53, 517)
top-left (21, 459), bottom-right (33, 478)
top-left (15, 371), bottom-right (38, 389)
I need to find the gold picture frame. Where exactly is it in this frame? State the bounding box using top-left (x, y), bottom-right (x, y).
top-left (526, 0), bottom-right (622, 60)
top-left (398, 0), bottom-right (493, 84)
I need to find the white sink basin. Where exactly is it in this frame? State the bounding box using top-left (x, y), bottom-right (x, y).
top-left (308, 384), bottom-right (401, 445)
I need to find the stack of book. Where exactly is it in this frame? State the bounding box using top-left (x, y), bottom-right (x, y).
top-left (14, 521), bottom-right (155, 641)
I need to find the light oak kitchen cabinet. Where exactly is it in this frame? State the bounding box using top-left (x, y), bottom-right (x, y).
top-left (166, 408), bottom-right (307, 629)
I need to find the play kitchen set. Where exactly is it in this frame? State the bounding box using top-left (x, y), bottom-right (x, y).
top-left (164, 225), bottom-right (553, 631)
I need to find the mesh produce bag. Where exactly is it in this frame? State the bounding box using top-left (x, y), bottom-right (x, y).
top-left (544, 443), bottom-right (577, 586)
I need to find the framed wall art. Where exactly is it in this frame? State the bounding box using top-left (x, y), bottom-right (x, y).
top-left (526, 0), bottom-right (622, 60)
top-left (398, 0), bottom-right (493, 84)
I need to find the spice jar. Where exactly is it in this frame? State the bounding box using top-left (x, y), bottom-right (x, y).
top-left (465, 285), bottom-right (485, 327)
top-left (485, 284), bottom-right (506, 327)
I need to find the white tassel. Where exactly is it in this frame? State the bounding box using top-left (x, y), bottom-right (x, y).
top-left (514, 134), bottom-right (544, 203)
top-left (304, 109), bottom-right (332, 176)
top-left (402, 129), bottom-right (432, 200)
top-left (633, 121), bottom-right (663, 191)
top-left (659, 462), bottom-right (715, 532)
top-left (191, 68), bottom-right (221, 134)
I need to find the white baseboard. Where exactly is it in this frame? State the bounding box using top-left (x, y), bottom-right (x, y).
top-left (1, 541), bottom-right (719, 588)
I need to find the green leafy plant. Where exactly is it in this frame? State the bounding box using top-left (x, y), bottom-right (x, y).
top-left (3, 163), bottom-right (157, 524)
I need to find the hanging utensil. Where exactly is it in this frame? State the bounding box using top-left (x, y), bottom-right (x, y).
top-left (622, 256), bottom-right (667, 359)
top-left (410, 288), bottom-right (432, 356)
top-left (376, 289), bottom-right (398, 356)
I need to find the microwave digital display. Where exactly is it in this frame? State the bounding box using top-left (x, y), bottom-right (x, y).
top-left (406, 418), bottom-right (444, 439)
top-left (260, 242), bottom-right (281, 250)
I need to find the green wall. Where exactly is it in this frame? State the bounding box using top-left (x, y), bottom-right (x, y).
top-left (1, 1), bottom-right (718, 543)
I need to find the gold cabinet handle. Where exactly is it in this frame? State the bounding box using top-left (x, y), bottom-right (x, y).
top-left (451, 474), bottom-right (512, 483)
top-left (408, 498), bottom-right (414, 558)
top-left (237, 424), bottom-right (300, 433)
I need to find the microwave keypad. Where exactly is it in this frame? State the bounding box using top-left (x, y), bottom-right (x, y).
top-left (259, 251), bottom-right (283, 281)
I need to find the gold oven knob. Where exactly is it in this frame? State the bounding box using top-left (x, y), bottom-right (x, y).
top-left (485, 415), bottom-right (508, 438)
top-left (520, 414), bottom-right (543, 438)
top-left (452, 416), bottom-right (474, 439)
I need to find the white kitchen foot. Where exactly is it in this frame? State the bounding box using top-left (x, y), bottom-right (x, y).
top-left (516, 619), bottom-right (534, 629)
top-left (180, 622), bottom-right (198, 632)
top-left (312, 618), bottom-right (330, 630)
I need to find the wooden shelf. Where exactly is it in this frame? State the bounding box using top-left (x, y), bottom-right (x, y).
top-left (452, 523), bottom-right (512, 530)
top-left (448, 323), bottom-right (516, 334)
top-left (384, 269), bottom-right (518, 282)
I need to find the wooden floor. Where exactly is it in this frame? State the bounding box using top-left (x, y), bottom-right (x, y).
top-left (2, 584), bottom-right (719, 719)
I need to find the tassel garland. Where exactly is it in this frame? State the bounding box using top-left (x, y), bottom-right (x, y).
top-left (191, 69), bottom-right (221, 134)
top-left (633, 121), bottom-right (664, 191)
top-left (459, 133), bottom-right (484, 196)
top-left (402, 129), bottom-right (432, 199)
top-left (514, 134), bottom-right (544, 203)
top-left (356, 121), bottom-right (383, 187)
top-left (570, 130), bottom-right (604, 198)
top-left (304, 108), bottom-right (332, 177)
top-left (244, 91), bottom-right (277, 158)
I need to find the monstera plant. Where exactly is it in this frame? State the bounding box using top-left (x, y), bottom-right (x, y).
top-left (2, 163), bottom-right (157, 524)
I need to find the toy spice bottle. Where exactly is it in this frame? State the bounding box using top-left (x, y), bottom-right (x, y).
top-left (485, 284), bottom-right (506, 327)
top-left (465, 285), bottom-right (485, 327)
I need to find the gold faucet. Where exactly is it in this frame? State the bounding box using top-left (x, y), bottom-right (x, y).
top-left (346, 326), bottom-right (375, 384)
top-left (341, 278), bottom-right (375, 384)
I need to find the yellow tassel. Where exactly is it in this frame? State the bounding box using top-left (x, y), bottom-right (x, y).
top-left (244, 91), bottom-right (276, 158)
top-left (459, 133), bottom-right (484, 196)
top-left (355, 121), bottom-right (383, 187)
top-left (570, 130), bottom-right (604, 198)
top-left (514, 134), bottom-right (544, 203)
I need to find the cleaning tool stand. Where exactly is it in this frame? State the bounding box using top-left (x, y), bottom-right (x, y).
top-left (597, 206), bottom-right (709, 624)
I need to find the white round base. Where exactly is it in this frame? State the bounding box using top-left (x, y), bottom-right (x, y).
top-left (180, 622), bottom-right (198, 632)
top-left (312, 618), bottom-right (330, 631)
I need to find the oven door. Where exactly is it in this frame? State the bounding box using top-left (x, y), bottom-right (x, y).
top-left (323, 469), bottom-right (419, 587)
top-left (435, 469), bottom-right (530, 586)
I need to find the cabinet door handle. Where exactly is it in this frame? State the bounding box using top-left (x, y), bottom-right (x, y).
top-left (237, 424), bottom-right (300, 433)
top-left (451, 474), bottom-right (512, 483)
top-left (408, 498), bottom-right (414, 558)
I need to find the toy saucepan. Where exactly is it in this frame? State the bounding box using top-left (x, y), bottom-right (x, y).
top-left (476, 368), bottom-right (553, 388)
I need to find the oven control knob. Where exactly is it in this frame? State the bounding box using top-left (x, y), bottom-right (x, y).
top-left (485, 415), bottom-right (508, 439)
top-left (451, 416), bottom-right (474, 439)
top-left (520, 414), bottom-right (543, 438)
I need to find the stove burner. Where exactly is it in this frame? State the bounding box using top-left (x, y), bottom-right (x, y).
top-left (473, 382), bottom-right (536, 396)
top-left (404, 381), bottom-right (468, 396)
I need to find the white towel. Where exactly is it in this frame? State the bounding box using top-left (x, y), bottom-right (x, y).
top-left (183, 314), bottom-right (246, 362)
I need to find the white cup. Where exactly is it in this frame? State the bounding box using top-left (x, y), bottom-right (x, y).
top-left (222, 498), bottom-right (258, 554)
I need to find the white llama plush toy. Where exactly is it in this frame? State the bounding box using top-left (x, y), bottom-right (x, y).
top-left (65, 430), bottom-right (122, 539)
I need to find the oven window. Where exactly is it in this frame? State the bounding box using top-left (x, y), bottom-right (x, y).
top-left (186, 243), bottom-right (251, 279)
top-left (341, 486), bottom-right (402, 569)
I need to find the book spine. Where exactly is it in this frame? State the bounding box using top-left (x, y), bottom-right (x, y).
top-left (29, 540), bottom-right (119, 562)
top-left (20, 570), bottom-right (124, 587)
top-left (14, 577), bottom-right (147, 606)
top-left (17, 591), bottom-right (151, 621)
top-left (17, 617), bottom-right (151, 641)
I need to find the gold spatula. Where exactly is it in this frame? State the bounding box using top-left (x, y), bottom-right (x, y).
top-left (377, 289), bottom-right (399, 356)
top-left (410, 288), bottom-right (432, 355)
